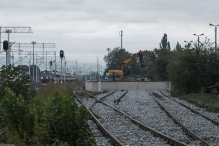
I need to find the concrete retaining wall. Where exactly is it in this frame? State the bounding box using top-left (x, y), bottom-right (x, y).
top-left (85, 81), bottom-right (171, 92)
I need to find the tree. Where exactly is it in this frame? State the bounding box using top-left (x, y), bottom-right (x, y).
top-left (0, 65), bottom-right (35, 99)
top-left (167, 37), bottom-right (219, 94)
top-left (175, 42), bottom-right (183, 52)
top-left (160, 33), bottom-right (171, 50)
top-left (103, 47), bottom-right (146, 77)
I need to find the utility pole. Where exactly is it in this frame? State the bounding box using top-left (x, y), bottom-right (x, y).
top-left (193, 33), bottom-right (204, 48)
top-left (32, 41), bottom-right (36, 82)
top-left (50, 61), bottom-right (52, 82)
top-left (107, 48), bottom-right (111, 65)
top-left (6, 30), bottom-right (12, 66)
top-left (95, 56), bottom-right (98, 80)
top-left (0, 27), bottom-right (33, 65)
top-left (119, 30), bottom-right (123, 49)
top-left (209, 23), bottom-right (219, 52)
top-left (29, 51), bottom-right (31, 76)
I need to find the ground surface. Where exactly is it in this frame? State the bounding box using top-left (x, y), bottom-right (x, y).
top-left (79, 90), bottom-right (219, 146)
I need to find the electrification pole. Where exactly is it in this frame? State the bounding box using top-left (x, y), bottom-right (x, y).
top-left (119, 30), bottom-right (123, 49)
top-left (209, 23), bottom-right (219, 52)
top-left (31, 41), bottom-right (36, 82)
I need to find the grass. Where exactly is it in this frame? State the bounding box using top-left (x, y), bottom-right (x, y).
top-left (36, 81), bottom-right (82, 98)
top-left (177, 93), bottom-right (219, 113)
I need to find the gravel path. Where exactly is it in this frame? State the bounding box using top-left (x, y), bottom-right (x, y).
top-left (117, 90), bottom-right (203, 145)
top-left (163, 91), bottom-right (219, 122)
top-left (152, 91), bottom-right (219, 146)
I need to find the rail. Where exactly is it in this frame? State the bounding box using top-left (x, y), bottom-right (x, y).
top-left (73, 91), bottom-right (124, 146)
top-left (160, 92), bottom-right (219, 126)
top-left (82, 89), bottom-right (188, 146)
top-left (149, 92), bottom-right (211, 146)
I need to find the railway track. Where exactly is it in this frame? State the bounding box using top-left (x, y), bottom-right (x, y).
top-left (73, 91), bottom-right (124, 146)
top-left (149, 91), bottom-right (219, 146)
top-left (160, 92), bottom-right (219, 126)
top-left (81, 89), bottom-right (188, 146)
top-left (115, 90), bottom-right (208, 145)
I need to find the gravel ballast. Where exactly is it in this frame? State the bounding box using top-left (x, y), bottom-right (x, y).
top-left (117, 90), bottom-right (202, 145)
top-left (152, 91), bottom-right (219, 146)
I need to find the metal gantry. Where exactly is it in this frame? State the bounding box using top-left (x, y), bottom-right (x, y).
top-left (0, 27), bottom-right (33, 66)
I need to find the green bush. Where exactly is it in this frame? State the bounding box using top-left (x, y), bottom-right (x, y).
top-left (0, 65), bottom-right (36, 100)
top-left (33, 91), bottom-right (96, 146)
top-left (0, 87), bottom-right (34, 145)
top-left (0, 88), bottom-right (96, 145)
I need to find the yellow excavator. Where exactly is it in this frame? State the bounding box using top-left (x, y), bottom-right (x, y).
top-left (109, 50), bottom-right (146, 81)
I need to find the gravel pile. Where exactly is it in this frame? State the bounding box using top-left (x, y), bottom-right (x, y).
top-left (153, 91), bottom-right (219, 146)
top-left (163, 92), bottom-right (219, 122)
top-left (93, 102), bottom-right (170, 146)
top-left (117, 90), bottom-right (202, 145)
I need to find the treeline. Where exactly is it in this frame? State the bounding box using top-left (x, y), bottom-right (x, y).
top-left (104, 34), bottom-right (219, 95)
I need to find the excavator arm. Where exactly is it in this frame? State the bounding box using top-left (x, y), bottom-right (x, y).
top-left (109, 50), bottom-right (145, 80)
top-left (121, 50), bottom-right (144, 71)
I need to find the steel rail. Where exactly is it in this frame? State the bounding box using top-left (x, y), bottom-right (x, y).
top-left (160, 92), bottom-right (219, 126)
top-left (90, 91), bottom-right (116, 119)
top-left (82, 89), bottom-right (188, 146)
top-left (73, 91), bottom-right (124, 146)
top-left (149, 92), bottom-right (211, 146)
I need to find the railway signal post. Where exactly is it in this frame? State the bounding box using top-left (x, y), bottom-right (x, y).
top-left (60, 50), bottom-right (64, 84)
top-left (3, 40), bottom-right (9, 66)
top-left (50, 61), bottom-right (52, 82)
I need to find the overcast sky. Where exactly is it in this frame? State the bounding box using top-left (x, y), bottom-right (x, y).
top-left (1, 0), bottom-right (218, 69)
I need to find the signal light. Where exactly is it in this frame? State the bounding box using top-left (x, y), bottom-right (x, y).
top-left (3, 40), bottom-right (9, 51)
top-left (60, 50), bottom-right (64, 58)
top-left (50, 61), bottom-right (52, 66)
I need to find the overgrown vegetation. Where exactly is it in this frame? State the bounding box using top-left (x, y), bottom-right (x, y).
top-left (177, 93), bottom-right (219, 112)
top-left (0, 65), bottom-right (96, 145)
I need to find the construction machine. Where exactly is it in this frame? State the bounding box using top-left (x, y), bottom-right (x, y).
top-left (109, 50), bottom-right (145, 81)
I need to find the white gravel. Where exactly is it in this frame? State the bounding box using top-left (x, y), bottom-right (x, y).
top-left (152, 91), bottom-right (219, 146)
top-left (93, 101), bottom-right (170, 146)
top-left (75, 96), bottom-right (113, 146)
top-left (75, 90), bottom-right (219, 146)
top-left (117, 90), bottom-right (202, 146)
top-left (163, 91), bottom-right (219, 122)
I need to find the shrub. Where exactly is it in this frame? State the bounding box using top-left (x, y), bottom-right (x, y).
top-left (0, 87), bottom-right (34, 145)
top-left (33, 91), bottom-right (96, 145)
top-left (0, 65), bottom-right (36, 100)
